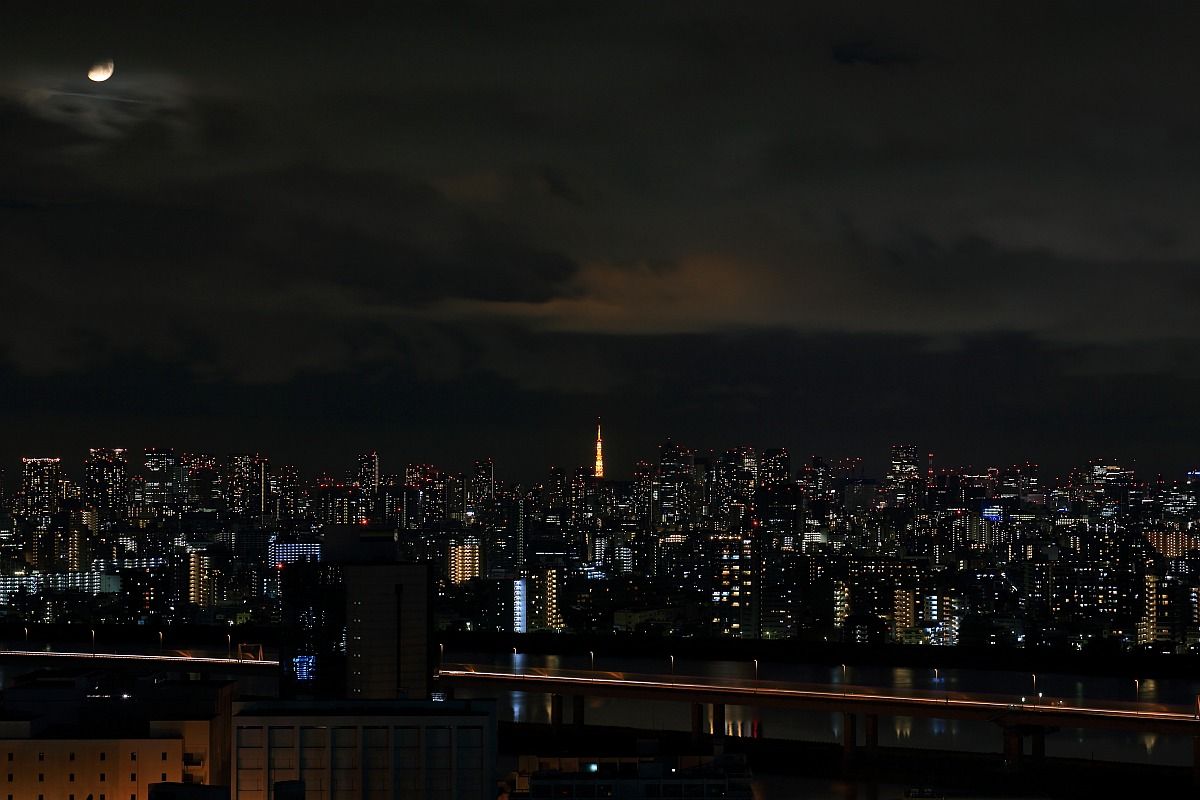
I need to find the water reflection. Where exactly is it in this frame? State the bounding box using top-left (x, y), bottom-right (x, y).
top-left (452, 649), bottom-right (1200, 766)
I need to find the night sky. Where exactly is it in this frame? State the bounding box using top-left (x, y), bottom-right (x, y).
top-left (3, 4), bottom-right (1200, 480)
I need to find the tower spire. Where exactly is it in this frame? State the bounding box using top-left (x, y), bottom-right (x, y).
top-left (594, 417), bottom-right (605, 480)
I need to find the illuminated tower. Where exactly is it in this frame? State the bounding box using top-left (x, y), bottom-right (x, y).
top-left (20, 457), bottom-right (63, 524)
top-left (84, 448), bottom-right (129, 524)
top-left (594, 418), bottom-right (605, 480)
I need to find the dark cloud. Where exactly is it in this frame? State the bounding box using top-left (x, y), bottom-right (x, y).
top-left (831, 42), bottom-right (918, 67)
top-left (1, 3), bottom-right (1199, 476)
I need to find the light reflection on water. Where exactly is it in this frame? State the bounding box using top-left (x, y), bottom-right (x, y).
top-left (452, 650), bottom-right (1199, 767)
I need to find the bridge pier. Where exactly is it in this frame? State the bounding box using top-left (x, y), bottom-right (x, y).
top-left (572, 694), bottom-right (585, 726)
top-left (550, 694), bottom-right (564, 731)
top-left (1031, 728), bottom-right (1045, 761)
top-left (842, 712), bottom-right (857, 767)
top-left (1002, 726), bottom-right (1023, 768)
top-left (864, 713), bottom-right (879, 758)
top-left (712, 703), bottom-right (726, 739)
top-left (1193, 736), bottom-right (1200, 787)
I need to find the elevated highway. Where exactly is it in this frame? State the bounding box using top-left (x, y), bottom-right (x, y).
top-left (439, 662), bottom-right (1200, 773)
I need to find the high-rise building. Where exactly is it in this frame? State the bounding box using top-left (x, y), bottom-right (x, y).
top-left (715, 446), bottom-right (757, 522)
top-left (84, 447), bottom-right (129, 525)
top-left (449, 537), bottom-right (482, 584)
top-left (529, 566), bottom-right (564, 630)
top-left (344, 562), bottom-right (433, 700)
top-left (143, 446), bottom-right (180, 517)
top-left (357, 450), bottom-right (381, 494)
top-left (655, 440), bottom-right (694, 530)
top-left (760, 448), bottom-right (790, 491)
top-left (227, 454), bottom-right (255, 514)
top-left (883, 444), bottom-right (922, 509)
top-left (182, 452), bottom-right (223, 513)
top-left (275, 463), bottom-right (303, 520)
top-left (470, 458), bottom-right (495, 510)
top-left (19, 457), bottom-right (62, 524)
top-left (227, 453), bottom-right (270, 518)
top-left (710, 523), bottom-right (759, 638)
top-left (187, 547), bottom-right (214, 607)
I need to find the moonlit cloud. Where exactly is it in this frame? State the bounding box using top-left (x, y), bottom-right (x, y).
top-left (1, 3), bottom-right (1199, 474)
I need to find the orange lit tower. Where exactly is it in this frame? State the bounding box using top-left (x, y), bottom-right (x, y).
top-left (594, 418), bottom-right (605, 480)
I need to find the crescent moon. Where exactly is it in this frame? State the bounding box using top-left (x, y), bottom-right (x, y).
top-left (88, 60), bottom-right (114, 82)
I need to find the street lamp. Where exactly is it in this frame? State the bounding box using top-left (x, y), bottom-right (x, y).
top-left (1032, 673), bottom-right (1038, 693)
top-left (669, 655), bottom-right (675, 675)
top-left (1134, 679), bottom-right (1140, 701)
top-left (753, 659), bottom-right (759, 682)
top-left (841, 663), bottom-right (847, 682)
top-left (90, 629), bottom-right (96, 656)
top-left (227, 633), bottom-right (232, 660)
top-left (589, 650), bottom-right (595, 672)
top-left (23, 627), bottom-right (28, 645)
top-left (158, 631), bottom-right (164, 654)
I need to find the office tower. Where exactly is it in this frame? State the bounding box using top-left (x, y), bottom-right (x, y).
top-left (594, 418), bottom-right (605, 479)
top-left (486, 495), bottom-right (526, 572)
top-left (275, 463), bottom-right (303, 520)
top-left (227, 453), bottom-right (270, 518)
top-left (19, 457), bottom-right (62, 524)
top-left (344, 562), bottom-right (433, 700)
top-left (227, 454), bottom-right (255, 514)
top-left (759, 448), bottom-right (790, 491)
top-left (84, 447), bottom-right (129, 525)
top-left (715, 446), bottom-right (757, 522)
top-left (142, 446), bottom-right (180, 517)
top-left (357, 450), bottom-right (380, 494)
top-left (656, 439), bottom-right (694, 530)
top-left (381, 477), bottom-right (417, 530)
top-left (883, 444), bottom-right (922, 508)
top-left (632, 460), bottom-right (654, 525)
top-left (473, 458), bottom-right (496, 500)
top-left (420, 472), bottom-right (466, 525)
top-left (568, 465), bottom-right (595, 534)
top-left (312, 481), bottom-right (366, 525)
top-left (181, 453), bottom-right (222, 513)
top-left (469, 458), bottom-right (495, 515)
top-left (405, 463), bottom-right (438, 489)
top-left (544, 465), bottom-right (566, 512)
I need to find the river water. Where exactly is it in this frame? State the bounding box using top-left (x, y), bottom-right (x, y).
top-left (447, 650), bottom-right (1200, 769)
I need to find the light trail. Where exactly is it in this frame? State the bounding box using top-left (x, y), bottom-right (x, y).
top-left (0, 649), bottom-right (278, 667)
top-left (439, 666), bottom-right (1200, 725)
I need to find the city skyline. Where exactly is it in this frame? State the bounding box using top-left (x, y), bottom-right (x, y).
top-left (0, 428), bottom-right (1186, 487)
top-left (5, 4), bottom-right (1200, 795)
